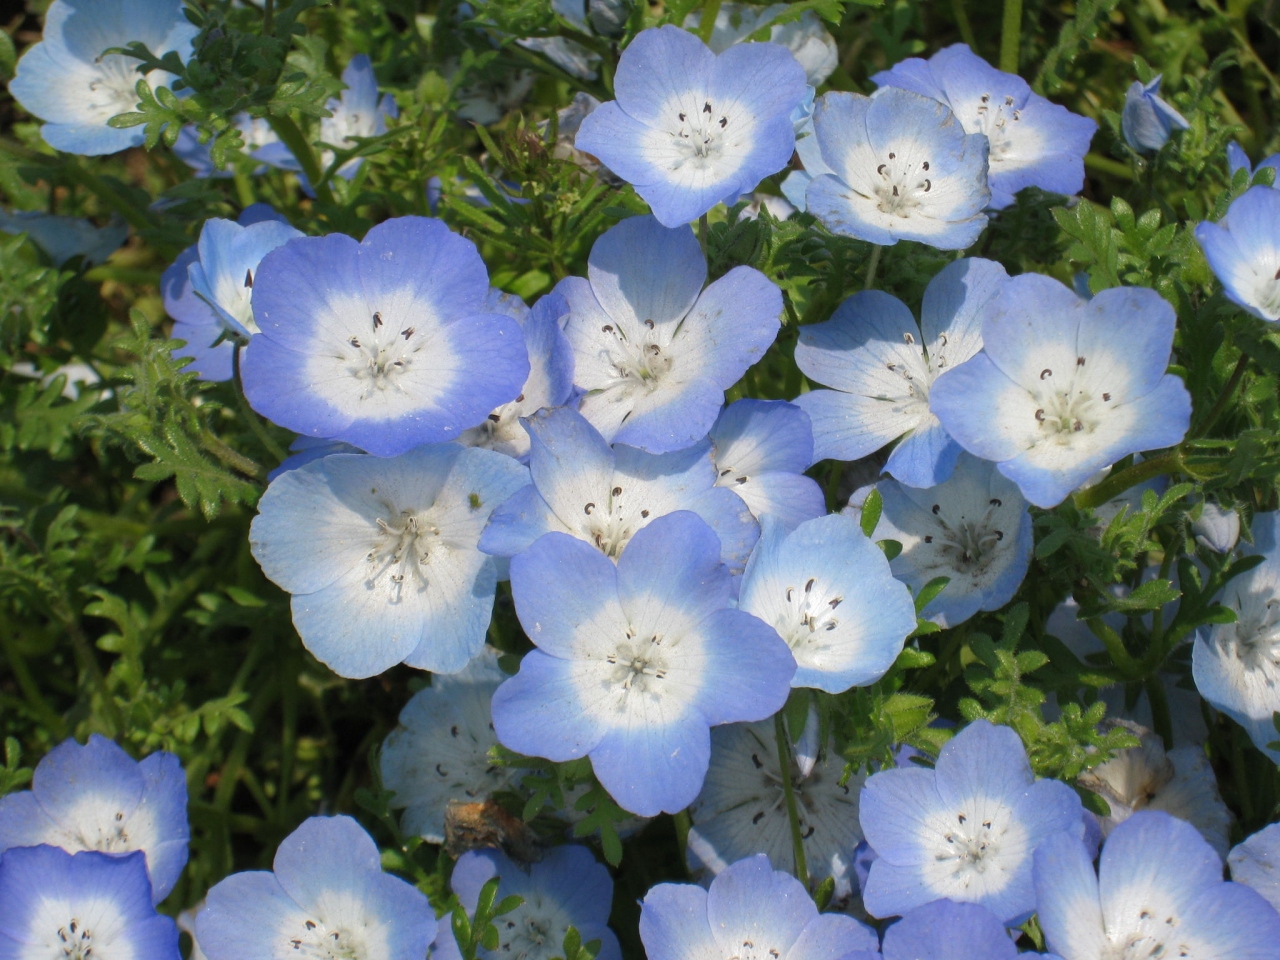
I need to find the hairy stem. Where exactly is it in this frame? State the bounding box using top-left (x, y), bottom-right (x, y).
top-left (1072, 448), bottom-right (1184, 510)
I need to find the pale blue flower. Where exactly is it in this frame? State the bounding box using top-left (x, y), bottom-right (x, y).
top-left (860, 719), bottom-right (1084, 922)
top-left (930, 274), bottom-right (1191, 508)
top-left (478, 406), bottom-right (760, 577)
top-left (873, 44), bottom-right (1096, 209)
top-left (1228, 141), bottom-right (1280, 183)
top-left (738, 513), bottom-right (915, 692)
top-left (794, 257), bottom-right (1009, 486)
top-left (1193, 501), bottom-right (1240, 553)
top-left (0, 846), bottom-right (179, 958)
top-left (431, 846), bottom-right (621, 960)
top-left (804, 87), bottom-right (990, 249)
top-left (240, 216), bottom-right (529, 457)
top-left (574, 26), bottom-right (808, 227)
top-left (249, 444), bottom-right (528, 679)
top-left (1035, 811), bottom-right (1280, 960)
top-left (640, 855), bottom-right (878, 960)
top-left (196, 816), bottom-right (435, 960)
top-left (187, 217), bottom-right (303, 340)
top-left (0, 735), bottom-right (188, 903)
top-left (1121, 75), bottom-right (1190, 153)
top-left (554, 215), bottom-right (782, 453)
top-left (1229, 822), bottom-right (1280, 912)
top-left (491, 512), bottom-right (795, 815)
top-left (9, 0), bottom-right (197, 155)
top-left (1195, 186), bottom-right (1280, 322)
top-left (0, 211), bottom-right (126, 266)
top-left (686, 5), bottom-right (838, 87)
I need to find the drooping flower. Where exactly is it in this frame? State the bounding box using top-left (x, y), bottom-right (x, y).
top-left (859, 719), bottom-right (1084, 923)
top-left (0, 210), bottom-right (126, 266)
top-left (873, 44), bottom-right (1096, 210)
top-left (9, 0), bottom-right (198, 156)
top-left (1121, 75), bottom-right (1190, 153)
top-left (1229, 823), bottom-right (1280, 912)
top-left (706, 399), bottom-right (825, 529)
top-left (685, 4), bottom-right (838, 87)
top-left (737, 513), bottom-right (916, 692)
top-left (0, 846), bottom-right (180, 958)
top-left (1194, 186), bottom-right (1280, 323)
top-left (929, 274), bottom-right (1191, 508)
top-left (794, 257), bottom-right (1009, 486)
top-left (196, 816), bottom-right (436, 960)
top-left (867, 453), bottom-right (1032, 628)
top-left (240, 216), bottom-right (530, 457)
top-left (686, 719), bottom-right (868, 905)
top-left (1228, 142), bottom-right (1280, 183)
top-left (1193, 500), bottom-right (1241, 553)
top-left (491, 512), bottom-right (795, 816)
top-left (0, 735), bottom-right (188, 904)
top-left (1035, 811), bottom-right (1280, 960)
top-left (574, 26), bottom-right (808, 227)
top-left (249, 444), bottom-right (528, 679)
top-left (554, 215), bottom-right (782, 453)
top-left (640, 854), bottom-right (879, 960)
top-left (431, 846), bottom-right (621, 960)
top-left (186, 216), bottom-right (304, 343)
top-left (458, 293), bottom-right (576, 461)
top-left (804, 87), bottom-right (991, 250)
top-left (172, 114), bottom-right (282, 178)
top-left (478, 406), bottom-right (760, 577)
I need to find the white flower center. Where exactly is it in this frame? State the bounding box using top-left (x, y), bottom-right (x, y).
top-left (86, 56), bottom-right (148, 121)
top-left (1224, 597), bottom-right (1280, 673)
top-left (874, 149), bottom-right (935, 217)
top-left (667, 98), bottom-right (734, 167)
top-left (924, 497), bottom-right (1006, 573)
top-left (605, 629), bottom-right (669, 695)
top-left (288, 919), bottom-right (363, 960)
top-left (968, 93), bottom-right (1021, 163)
top-left (1253, 263), bottom-right (1280, 320)
top-left (936, 808), bottom-right (1009, 881)
top-left (581, 483), bottom-right (654, 559)
top-left (54, 919), bottom-right (96, 960)
top-left (598, 320), bottom-right (674, 393)
top-left (775, 577), bottom-right (843, 655)
top-left (491, 898), bottom-right (571, 960)
top-left (1029, 356), bottom-right (1111, 443)
top-left (741, 742), bottom-right (853, 838)
top-left (882, 329), bottom-right (934, 414)
top-left (364, 508), bottom-right (441, 600)
top-left (1101, 909), bottom-right (1183, 960)
top-left (343, 313), bottom-right (425, 399)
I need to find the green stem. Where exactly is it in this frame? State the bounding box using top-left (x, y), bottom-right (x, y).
top-left (698, 212), bottom-right (710, 252)
top-left (697, 0), bottom-right (722, 43)
top-left (201, 431), bottom-right (266, 481)
top-left (774, 712), bottom-right (810, 889)
top-left (266, 115), bottom-right (335, 206)
top-left (1072, 448), bottom-right (1184, 510)
top-left (1191, 352), bottom-right (1249, 439)
top-left (863, 244), bottom-right (882, 291)
top-left (952, 0), bottom-right (978, 51)
top-left (1086, 616), bottom-right (1141, 675)
top-left (1145, 674), bottom-right (1173, 749)
top-left (233, 344), bottom-right (288, 463)
top-left (999, 0), bottom-right (1023, 74)
top-left (1085, 153), bottom-right (1137, 180)
top-left (263, 0), bottom-right (274, 33)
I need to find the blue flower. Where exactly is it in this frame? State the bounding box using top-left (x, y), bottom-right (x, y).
top-left (779, 114), bottom-right (828, 211)
top-left (794, 257), bottom-right (1009, 486)
top-left (1192, 500), bottom-right (1240, 553)
top-left (0, 846), bottom-right (179, 958)
top-left (804, 87), bottom-right (990, 249)
top-left (707, 399), bottom-right (825, 529)
top-left (873, 44), bottom-right (1096, 209)
top-left (491, 512), bottom-right (795, 815)
top-left (930, 274), bottom-right (1191, 508)
top-left (249, 443), bottom-right (528, 678)
top-left (574, 26), bottom-right (808, 227)
top-left (867, 453), bottom-right (1032, 628)
top-left (1194, 186), bottom-right (1280, 322)
top-left (432, 846), bottom-right (621, 960)
top-left (459, 293), bottom-right (576, 460)
top-left (0, 735), bottom-right (188, 903)
top-left (0, 210), bottom-right (126, 266)
top-left (196, 815), bottom-right (435, 960)
top-left (1228, 141), bottom-right (1280, 183)
top-left (738, 513), bottom-right (916, 692)
top-left (1035, 811), bottom-right (1280, 960)
top-left (9, 0), bottom-right (197, 156)
top-left (1121, 75), bottom-right (1189, 153)
top-left (555, 215), bottom-right (781, 453)
top-left (872, 899), bottom-right (1035, 960)
top-left (686, 5), bottom-right (838, 87)
top-left (187, 216), bottom-right (303, 341)
top-left (860, 719), bottom-right (1084, 922)
top-left (1229, 822), bottom-right (1280, 912)
top-left (640, 854), bottom-right (878, 960)
top-left (478, 406), bottom-right (760, 578)
top-left (172, 114), bottom-right (281, 178)
top-left (240, 216), bottom-right (530, 457)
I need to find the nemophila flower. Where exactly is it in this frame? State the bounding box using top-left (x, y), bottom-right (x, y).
top-left (1035, 811), bottom-right (1280, 960)
top-left (686, 4), bottom-right (838, 87)
top-left (873, 44), bottom-right (1096, 209)
top-left (0, 735), bottom-right (188, 904)
top-left (491, 512), bottom-right (795, 816)
top-left (172, 114), bottom-right (281, 178)
top-left (641, 854), bottom-right (879, 960)
top-left (431, 846), bottom-right (621, 960)
top-left (9, 0), bottom-right (197, 156)
top-left (478, 406), bottom-right (760, 577)
top-left (867, 454), bottom-right (1031, 628)
top-left (0, 210), bottom-right (126, 266)
top-left (459, 293), bottom-right (575, 461)
top-left (573, 26), bottom-right (807, 227)
top-left (0, 846), bottom-right (180, 959)
top-left (779, 115), bottom-right (830, 211)
top-left (196, 815), bottom-right (435, 960)
top-left (1193, 501), bottom-right (1240, 553)
top-left (240, 216), bottom-right (530, 457)
top-left (860, 719), bottom-right (1084, 923)
top-left (686, 720), bottom-right (868, 905)
top-left (187, 217), bottom-right (303, 341)
top-left (1076, 720), bottom-right (1231, 858)
top-left (8, 360), bottom-right (106, 401)
top-left (1192, 511), bottom-right (1280, 762)
top-left (379, 647), bottom-right (518, 843)
top-left (1194, 186), bottom-right (1280, 322)
top-left (738, 514), bottom-right (915, 692)
top-left (249, 444), bottom-right (527, 679)
top-left (804, 87), bottom-right (990, 249)
top-left (707, 400), bottom-right (825, 529)
top-left (930, 274), bottom-right (1191, 509)
top-left (1121, 76), bottom-right (1189, 153)
top-left (1229, 823), bottom-right (1280, 911)
top-left (794, 257), bottom-right (1009, 486)
top-left (869, 899), bottom-right (1033, 960)
top-left (266, 436), bottom-right (364, 482)
top-left (555, 215), bottom-right (781, 453)
top-left (1228, 142), bottom-right (1280, 183)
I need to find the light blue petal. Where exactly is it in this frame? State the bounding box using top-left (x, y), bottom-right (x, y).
top-left (1229, 823), bottom-right (1280, 910)
top-left (794, 389), bottom-right (917, 464)
top-left (639, 882), bottom-right (714, 960)
top-left (1177, 881), bottom-right (1280, 960)
top-left (477, 484), bottom-right (561, 558)
top-left (1076, 285), bottom-right (1177, 402)
top-left (711, 400), bottom-right (814, 476)
top-left (689, 608), bottom-right (795, 723)
top-left (872, 54), bottom-right (947, 101)
top-left (919, 256), bottom-right (1009, 368)
top-left (796, 289), bottom-right (922, 396)
top-left (859, 765), bottom-right (946, 863)
top-left (929, 354), bottom-right (1033, 464)
top-left (681, 487), bottom-right (761, 576)
top-left (1228, 141), bottom-right (1252, 177)
top-left (491, 650), bottom-right (609, 761)
top-left (586, 216), bottom-right (706, 332)
top-left (610, 25), bottom-right (714, 127)
top-left (1033, 831), bottom-right (1106, 960)
top-left (31, 734), bottom-right (144, 829)
top-left (272, 815), bottom-right (380, 903)
top-left (883, 417), bottom-right (963, 488)
top-left (933, 720), bottom-right (1032, 808)
top-left (134, 751), bottom-right (190, 902)
top-left (615, 511), bottom-right (732, 634)
top-left (672, 265), bottom-right (782, 388)
top-left (881, 900), bottom-right (1018, 960)
top-left (524, 406), bottom-right (617, 524)
top-left (704, 856), bottom-right (815, 958)
top-left (789, 912), bottom-right (879, 960)
top-left (1096, 812), bottom-right (1223, 920)
top-left (731, 472), bottom-right (826, 530)
top-left (590, 711), bottom-right (712, 816)
top-left (198, 871), bottom-right (309, 960)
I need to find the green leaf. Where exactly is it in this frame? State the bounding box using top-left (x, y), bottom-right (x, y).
top-left (859, 487), bottom-right (883, 538)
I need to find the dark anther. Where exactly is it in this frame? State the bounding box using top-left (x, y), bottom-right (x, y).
top-left (719, 117), bottom-right (727, 128)
top-left (602, 324), bottom-right (613, 333)
top-left (1073, 420), bottom-right (1083, 432)
top-left (805, 577), bottom-right (816, 593)
top-left (450, 725), bottom-right (459, 737)
top-left (306, 921), bottom-right (317, 930)
top-left (349, 337), bottom-right (361, 348)
top-left (373, 311), bottom-right (382, 328)
top-left (932, 504), bottom-right (941, 514)
top-left (830, 597), bottom-right (842, 608)
top-left (612, 486), bottom-right (622, 496)
top-left (402, 327), bottom-right (415, 339)
top-left (887, 362), bottom-right (896, 370)
top-left (958, 814), bottom-right (967, 823)
top-left (892, 185), bottom-right (900, 196)
top-left (649, 344), bottom-right (661, 355)
top-left (585, 503), bottom-right (595, 514)
top-left (641, 509), bottom-right (650, 518)
top-left (922, 160), bottom-right (930, 171)
top-left (752, 811), bottom-right (765, 824)
top-left (889, 151), bottom-right (896, 159)
top-left (922, 179), bottom-right (931, 191)
top-left (995, 530), bottom-right (1004, 541)
top-left (678, 112), bottom-right (686, 121)
top-left (435, 763), bottom-right (447, 776)
top-left (990, 498), bottom-right (1002, 506)
top-left (1035, 409), bottom-right (1045, 421)
top-left (801, 826), bottom-right (816, 839)
top-left (244, 268), bottom-right (254, 288)
top-left (1077, 356), bottom-right (1086, 366)
top-left (904, 332), bottom-right (915, 344)
top-left (1103, 392), bottom-right (1111, 401)
top-left (487, 413), bottom-right (501, 422)
top-left (645, 318), bottom-right (655, 329)
top-left (924, 535), bottom-right (933, 543)
top-left (703, 101), bottom-right (712, 114)
top-left (751, 753), bottom-right (763, 769)
top-left (877, 164), bottom-right (887, 175)
top-left (516, 394), bottom-right (525, 403)
top-left (735, 476), bottom-right (748, 485)
top-left (1040, 368), bottom-right (1052, 379)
